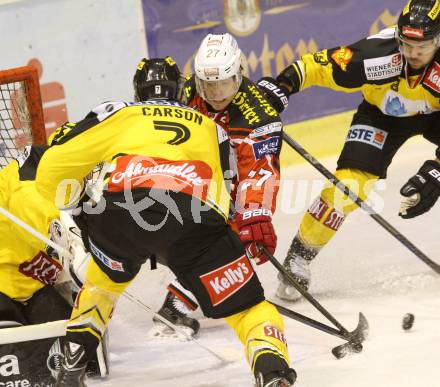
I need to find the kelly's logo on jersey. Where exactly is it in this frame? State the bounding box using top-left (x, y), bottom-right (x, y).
top-left (424, 62), bottom-right (440, 93)
top-left (252, 137), bottom-right (280, 159)
top-left (364, 54), bottom-right (403, 81)
top-left (345, 125), bottom-right (388, 150)
top-left (200, 255), bottom-right (254, 306)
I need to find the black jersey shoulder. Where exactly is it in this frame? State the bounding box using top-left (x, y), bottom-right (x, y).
top-left (50, 101), bottom-right (130, 145)
top-left (227, 77), bottom-right (281, 130)
top-left (50, 100), bottom-right (197, 146)
top-left (327, 27), bottom-right (402, 88)
top-left (16, 145), bottom-right (49, 181)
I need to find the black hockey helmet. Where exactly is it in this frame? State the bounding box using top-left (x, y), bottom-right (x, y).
top-left (133, 56), bottom-right (184, 101)
top-left (397, 0), bottom-right (440, 41)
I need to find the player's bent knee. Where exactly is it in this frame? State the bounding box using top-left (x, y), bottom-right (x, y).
top-left (225, 301), bottom-right (290, 370)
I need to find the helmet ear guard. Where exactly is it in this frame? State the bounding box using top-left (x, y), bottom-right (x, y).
top-left (133, 56), bottom-right (185, 102)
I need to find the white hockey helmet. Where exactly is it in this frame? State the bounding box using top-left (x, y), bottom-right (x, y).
top-left (194, 33), bottom-right (243, 110)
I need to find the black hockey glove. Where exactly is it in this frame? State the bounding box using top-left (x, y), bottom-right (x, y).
top-left (256, 77), bottom-right (290, 113)
top-left (399, 160), bottom-right (440, 219)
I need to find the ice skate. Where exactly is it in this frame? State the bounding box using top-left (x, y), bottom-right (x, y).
top-left (276, 236), bottom-right (317, 302)
top-left (254, 353), bottom-right (297, 387)
top-left (255, 368), bottom-right (297, 387)
top-left (148, 291), bottom-right (200, 340)
top-left (55, 342), bottom-right (87, 387)
top-left (276, 255), bottom-right (311, 302)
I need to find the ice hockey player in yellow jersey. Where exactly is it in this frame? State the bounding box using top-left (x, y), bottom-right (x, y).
top-left (0, 146), bottom-right (60, 302)
top-left (257, 0), bottom-right (440, 301)
top-left (36, 57), bottom-right (296, 387)
top-left (0, 145), bottom-right (107, 384)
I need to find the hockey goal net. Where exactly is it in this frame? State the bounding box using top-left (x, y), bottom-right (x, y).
top-left (0, 65), bottom-right (45, 168)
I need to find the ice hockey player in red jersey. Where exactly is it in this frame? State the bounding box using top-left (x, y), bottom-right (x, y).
top-left (256, 0), bottom-right (440, 301)
top-left (146, 33), bottom-right (284, 338)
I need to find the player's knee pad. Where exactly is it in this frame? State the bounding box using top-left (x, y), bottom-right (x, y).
top-left (322, 168), bottom-right (378, 214)
top-left (225, 300), bottom-right (289, 371)
top-left (67, 260), bottom-right (130, 345)
top-left (298, 168), bottom-right (378, 248)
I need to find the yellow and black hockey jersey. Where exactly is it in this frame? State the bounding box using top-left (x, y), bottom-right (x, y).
top-left (36, 100), bottom-right (232, 220)
top-left (0, 146), bottom-right (61, 301)
top-left (278, 27), bottom-right (440, 117)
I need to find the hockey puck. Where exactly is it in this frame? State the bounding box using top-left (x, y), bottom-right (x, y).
top-left (402, 313), bottom-right (415, 331)
top-left (331, 342), bottom-right (363, 359)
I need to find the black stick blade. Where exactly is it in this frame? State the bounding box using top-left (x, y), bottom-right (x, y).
top-left (349, 312), bottom-right (369, 342)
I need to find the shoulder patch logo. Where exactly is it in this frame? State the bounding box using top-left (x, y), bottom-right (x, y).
top-left (331, 47), bottom-right (353, 72)
top-left (313, 50), bottom-right (329, 65)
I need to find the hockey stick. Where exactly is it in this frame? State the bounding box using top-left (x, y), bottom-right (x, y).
top-left (269, 301), bottom-right (366, 342)
top-left (122, 292), bottom-right (241, 363)
top-left (0, 206), bottom-right (239, 364)
top-left (261, 246), bottom-right (368, 358)
top-left (282, 132), bottom-right (440, 274)
top-left (0, 207), bottom-right (71, 257)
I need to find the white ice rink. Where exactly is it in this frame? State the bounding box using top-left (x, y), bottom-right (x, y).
top-left (88, 138), bottom-right (440, 387)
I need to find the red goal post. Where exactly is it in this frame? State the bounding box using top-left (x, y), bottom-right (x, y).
top-left (0, 65), bottom-right (46, 168)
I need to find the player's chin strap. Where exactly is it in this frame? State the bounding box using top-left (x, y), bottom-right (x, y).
top-left (281, 132), bottom-right (440, 275)
top-left (0, 205), bottom-right (239, 364)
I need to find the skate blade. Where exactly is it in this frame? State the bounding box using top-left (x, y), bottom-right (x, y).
top-left (275, 282), bottom-right (303, 302)
top-left (147, 322), bottom-right (194, 341)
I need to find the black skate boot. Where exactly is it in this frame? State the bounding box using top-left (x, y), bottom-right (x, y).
top-left (255, 369), bottom-right (297, 387)
top-left (276, 235), bottom-right (318, 302)
top-left (55, 342), bottom-right (88, 387)
top-left (149, 291), bottom-right (200, 339)
top-left (85, 330), bottom-right (109, 378)
top-left (254, 353), bottom-right (297, 387)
